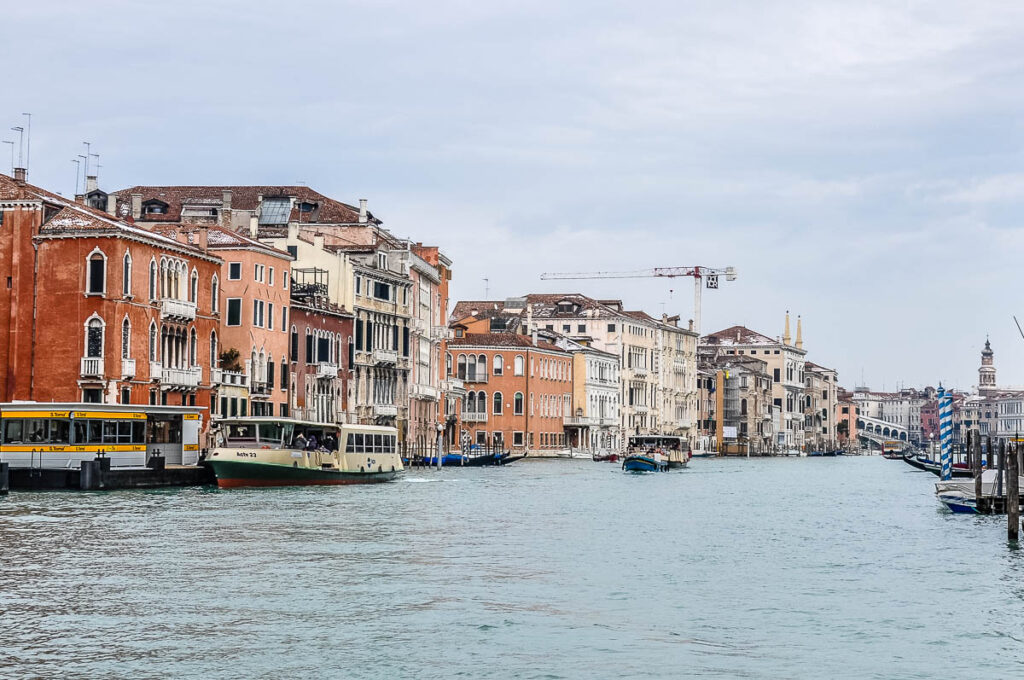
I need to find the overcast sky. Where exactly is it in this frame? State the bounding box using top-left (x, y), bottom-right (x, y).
top-left (3, 1), bottom-right (1023, 391)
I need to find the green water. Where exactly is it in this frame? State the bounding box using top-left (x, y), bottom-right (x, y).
top-left (2, 457), bottom-right (1023, 678)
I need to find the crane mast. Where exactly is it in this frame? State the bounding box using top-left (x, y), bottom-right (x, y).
top-left (539, 266), bottom-right (737, 335)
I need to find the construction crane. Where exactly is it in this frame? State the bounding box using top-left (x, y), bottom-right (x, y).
top-left (539, 266), bottom-right (737, 335)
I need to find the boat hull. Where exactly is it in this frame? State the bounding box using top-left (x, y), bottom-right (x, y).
top-left (622, 455), bottom-right (668, 472)
top-left (208, 460), bottom-right (400, 488)
top-left (936, 491), bottom-right (979, 514)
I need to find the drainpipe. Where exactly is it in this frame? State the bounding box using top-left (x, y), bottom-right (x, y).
top-left (29, 239), bottom-right (39, 399)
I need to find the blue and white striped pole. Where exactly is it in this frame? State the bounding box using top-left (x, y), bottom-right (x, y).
top-left (938, 387), bottom-right (954, 481)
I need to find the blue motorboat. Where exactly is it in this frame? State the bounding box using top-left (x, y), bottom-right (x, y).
top-left (622, 455), bottom-right (668, 473)
top-left (936, 491), bottom-right (979, 514)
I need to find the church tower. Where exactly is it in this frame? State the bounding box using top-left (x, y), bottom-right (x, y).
top-left (978, 337), bottom-right (996, 393)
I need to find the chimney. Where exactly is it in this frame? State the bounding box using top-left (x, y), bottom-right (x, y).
top-left (314, 235), bottom-right (325, 249)
top-left (222, 189), bottom-right (232, 211)
top-left (287, 221), bottom-right (299, 241)
top-left (85, 175), bottom-right (98, 194)
top-left (197, 226), bottom-right (209, 252)
top-left (74, 194), bottom-right (85, 204)
top-left (131, 193), bottom-right (142, 219)
top-left (358, 199), bottom-right (367, 223)
top-left (106, 194), bottom-right (117, 215)
top-left (796, 316), bottom-right (803, 350)
top-left (783, 311), bottom-right (791, 346)
top-left (249, 216), bottom-right (258, 238)
top-left (13, 168), bottom-right (26, 185)
top-left (688, 319), bottom-right (694, 332)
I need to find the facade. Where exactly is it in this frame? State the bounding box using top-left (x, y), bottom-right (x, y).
top-left (836, 392), bottom-right (857, 446)
top-left (0, 171), bottom-right (221, 435)
top-left (804, 362), bottom-right (839, 450)
top-left (701, 315), bottom-right (807, 448)
top-left (205, 226), bottom-right (293, 418)
top-left (447, 331), bottom-right (573, 455)
top-left (288, 302), bottom-right (352, 424)
top-left (556, 337), bottom-right (620, 452)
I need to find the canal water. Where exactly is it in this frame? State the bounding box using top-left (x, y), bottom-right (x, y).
top-left (2, 456), bottom-right (1024, 678)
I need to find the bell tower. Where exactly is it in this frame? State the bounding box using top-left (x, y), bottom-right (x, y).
top-left (978, 337), bottom-right (996, 394)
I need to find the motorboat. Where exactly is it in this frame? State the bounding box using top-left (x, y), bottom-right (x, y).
top-left (622, 453), bottom-right (668, 472)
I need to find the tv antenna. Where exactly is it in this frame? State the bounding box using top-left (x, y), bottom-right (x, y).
top-left (71, 158), bottom-right (82, 195)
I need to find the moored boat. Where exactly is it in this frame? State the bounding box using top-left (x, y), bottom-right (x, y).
top-left (592, 451), bottom-right (619, 463)
top-left (207, 418), bottom-right (402, 488)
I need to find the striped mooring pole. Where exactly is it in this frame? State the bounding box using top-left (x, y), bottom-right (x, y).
top-left (938, 386), bottom-right (954, 481)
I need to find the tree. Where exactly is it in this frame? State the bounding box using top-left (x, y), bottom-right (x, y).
top-left (219, 347), bottom-right (242, 372)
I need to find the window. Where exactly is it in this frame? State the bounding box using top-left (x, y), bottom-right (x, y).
top-left (457, 355), bottom-right (467, 380)
top-left (513, 432), bottom-right (524, 447)
top-left (211, 275), bottom-right (219, 312)
top-left (149, 322), bottom-right (158, 362)
top-left (189, 269), bottom-right (198, 303)
top-left (562, 325), bottom-right (571, 333)
top-left (290, 327), bottom-right (299, 362)
top-left (210, 332), bottom-right (218, 370)
top-left (189, 328), bottom-right (197, 366)
top-left (377, 253), bottom-right (388, 270)
top-left (372, 281), bottom-right (391, 301)
top-left (514, 355), bottom-right (524, 376)
top-left (514, 392), bottom-right (524, 415)
top-left (87, 250), bottom-right (106, 294)
top-left (493, 392), bottom-right (503, 415)
top-left (149, 260), bottom-right (157, 299)
top-left (268, 268), bottom-right (275, 286)
top-left (578, 324), bottom-right (585, 333)
top-left (281, 306), bottom-right (288, 331)
top-left (122, 252), bottom-right (132, 296)
top-left (281, 356), bottom-right (288, 389)
top-left (259, 197), bottom-right (291, 225)
top-left (268, 303), bottom-right (274, 331)
top-left (608, 324), bottom-right (616, 332)
top-left (121, 318), bottom-right (131, 358)
top-left (228, 262), bottom-right (241, 280)
top-left (253, 300), bottom-right (265, 327)
top-left (121, 387), bottom-right (131, 404)
top-left (773, 368), bottom-right (780, 382)
top-left (355, 276), bottom-right (361, 295)
top-left (226, 298), bottom-right (242, 326)
top-left (85, 317), bottom-right (103, 358)
top-left (493, 355), bottom-right (503, 376)
top-left (306, 331), bottom-right (313, 363)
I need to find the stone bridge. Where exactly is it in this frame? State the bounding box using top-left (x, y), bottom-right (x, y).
top-left (856, 415), bottom-right (911, 448)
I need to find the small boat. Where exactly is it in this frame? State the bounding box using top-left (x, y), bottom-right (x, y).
top-left (936, 490), bottom-right (979, 514)
top-left (592, 451), bottom-right (619, 463)
top-left (207, 418), bottom-right (402, 488)
top-left (902, 454), bottom-right (929, 471)
top-left (622, 453), bottom-right (668, 472)
top-left (666, 449), bottom-right (688, 469)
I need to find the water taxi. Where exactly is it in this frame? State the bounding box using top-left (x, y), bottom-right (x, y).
top-left (206, 418), bottom-right (403, 488)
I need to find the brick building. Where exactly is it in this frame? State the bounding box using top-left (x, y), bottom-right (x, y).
top-left (447, 330), bottom-right (573, 455)
top-left (0, 171), bottom-right (221, 428)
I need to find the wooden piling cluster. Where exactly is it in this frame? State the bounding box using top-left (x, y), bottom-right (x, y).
top-left (964, 432), bottom-right (1024, 539)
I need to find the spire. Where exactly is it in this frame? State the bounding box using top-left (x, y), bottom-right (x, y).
top-left (795, 315), bottom-right (803, 350)
top-left (783, 311), bottom-right (791, 346)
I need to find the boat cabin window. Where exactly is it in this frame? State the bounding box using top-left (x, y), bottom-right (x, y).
top-left (345, 432), bottom-right (396, 454)
top-left (2, 418), bottom-right (71, 444)
top-left (2, 417), bottom-right (146, 445)
top-left (257, 422), bottom-right (294, 446)
top-left (225, 423), bottom-right (258, 445)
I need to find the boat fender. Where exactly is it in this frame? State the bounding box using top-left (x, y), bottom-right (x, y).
top-left (360, 466), bottom-right (365, 473)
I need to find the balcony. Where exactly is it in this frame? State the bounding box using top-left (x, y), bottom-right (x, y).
top-left (564, 415), bottom-right (598, 427)
top-left (121, 358), bottom-right (136, 378)
top-left (462, 412), bottom-right (487, 423)
top-left (599, 416), bottom-right (619, 427)
top-left (463, 371), bottom-right (488, 384)
top-left (81, 357), bottom-right (103, 377)
top-left (412, 318), bottom-right (429, 334)
top-left (161, 366), bottom-right (201, 389)
top-left (441, 378), bottom-right (465, 395)
top-left (373, 404), bottom-right (398, 417)
top-left (250, 381), bottom-right (270, 397)
top-left (410, 383), bottom-right (440, 401)
top-left (372, 349), bottom-right (397, 365)
top-left (431, 326), bottom-right (450, 341)
top-left (316, 362), bottom-right (339, 379)
top-left (160, 298), bottom-right (197, 322)
top-left (212, 368), bottom-right (248, 387)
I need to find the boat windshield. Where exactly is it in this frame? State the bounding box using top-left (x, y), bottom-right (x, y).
top-left (257, 422), bottom-right (294, 447)
top-left (224, 423), bottom-right (258, 446)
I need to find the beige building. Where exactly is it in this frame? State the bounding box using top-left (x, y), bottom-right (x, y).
top-left (804, 362), bottom-right (839, 450)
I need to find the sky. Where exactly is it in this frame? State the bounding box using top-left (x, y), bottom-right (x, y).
top-left (2, 0), bottom-right (1023, 391)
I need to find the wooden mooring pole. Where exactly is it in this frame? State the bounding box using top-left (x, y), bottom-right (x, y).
top-left (1010, 440), bottom-right (1021, 542)
top-left (974, 433), bottom-right (983, 505)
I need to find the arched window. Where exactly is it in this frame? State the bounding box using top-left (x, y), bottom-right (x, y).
top-left (85, 316), bottom-right (104, 358)
top-left (493, 355), bottom-right (503, 376)
top-left (149, 321), bottom-right (158, 362)
top-left (467, 354), bottom-right (477, 381)
top-left (446, 352), bottom-right (452, 377)
top-left (211, 274), bottom-right (219, 313)
top-left (210, 331), bottom-right (218, 370)
top-left (493, 392), bottom-right (503, 414)
top-left (281, 355), bottom-right (288, 389)
top-left (189, 328), bottom-right (197, 366)
top-left (465, 391), bottom-right (476, 414)
top-left (457, 354), bottom-right (467, 380)
top-left (122, 251), bottom-right (132, 296)
top-left (477, 391), bottom-right (486, 414)
top-left (251, 350), bottom-right (258, 378)
top-left (741, 398), bottom-right (747, 415)
top-left (290, 325), bottom-right (299, 362)
top-left (478, 354), bottom-right (487, 377)
top-left (190, 269), bottom-right (198, 303)
top-left (149, 259), bottom-right (157, 300)
top-left (121, 317), bottom-right (131, 358)
top-left (514, 355), bottom-right (524, 376)
top-left (86, 249), bottom-right (106, 295)
top-left (514, 392), bottom-right (524, 416)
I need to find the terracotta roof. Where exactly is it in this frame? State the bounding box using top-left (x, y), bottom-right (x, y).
top-left (201, 225), bottom-right (293, 260)
top-left (702, 326), bottom-right (780, 347)
top-left (448, 333), bottom-right (566, 353)
top-left (110, 184), bottom-right (376, 225)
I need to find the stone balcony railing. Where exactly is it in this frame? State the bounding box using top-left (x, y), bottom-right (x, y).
top-left (462, 412), bottom-right (487, 423)
top-left (373, 403), bottom-right (398, 417)
top-left (121, 358), bottom-right (136, 378)
top-left (410, 383), bottom-right (440, 401)
top-left (441, 378), bottom-right (465, 395)
top-left (160, 298), bottom-right (197, 322)
top-left (372, 349), bottom-right (397, 365)
top-left (462, 372), bottom-right (488, 384)
top-left (81, 357), bottom-right (103, 377)
top-left (563, 415), bottom-right (598, 427)
top-left (430, 326), bottom-right (450, 341)
top-left (212, 368), bottom-right (248, 387)
top-left (599, 416), bottom-right (619, 427)
top-left (316, 362), bottom-right (339, 379)
top-left (161, 366), bottom-right (201, 388)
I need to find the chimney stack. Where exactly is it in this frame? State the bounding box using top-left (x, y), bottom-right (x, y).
top-left (13, 168), bottom-right (26, 185)
top-left (222, 189), bottom-right (232, 211)
top-left (85, 175), bottom-right (98, 194)
top-left (358, 199), bottom-right (367, 223)
top-left (106, 195), bottom-right (117, 215)
top-left (197, 226), bottom-right (209, 252)
top-left (131, 193), bottom-right (142, 219)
